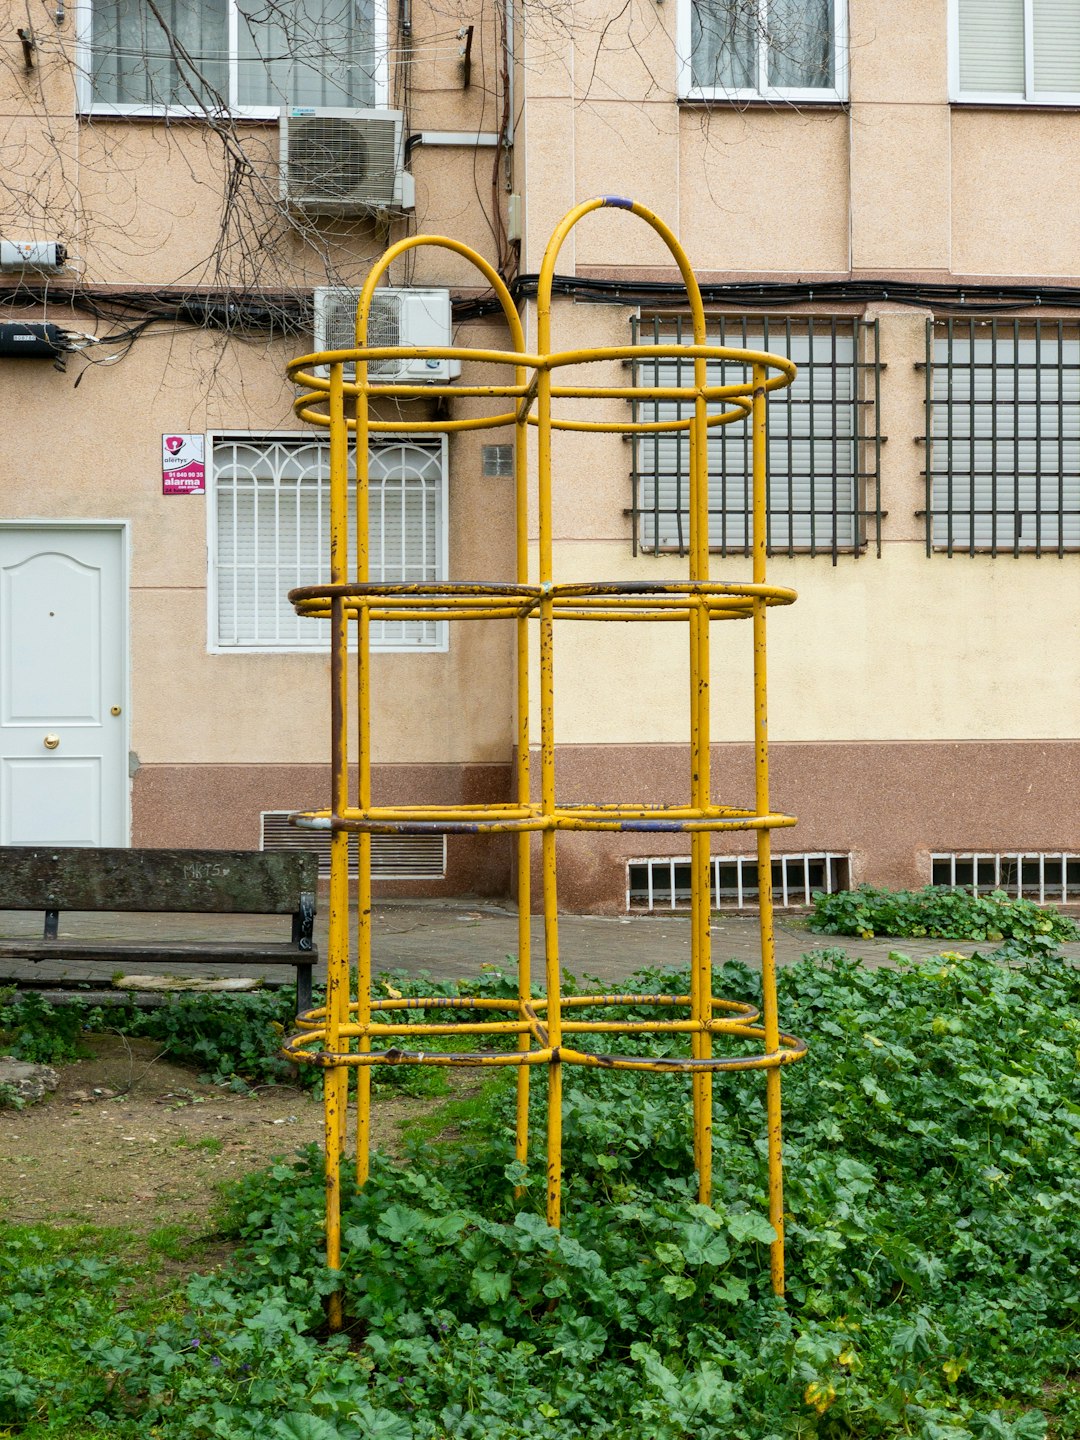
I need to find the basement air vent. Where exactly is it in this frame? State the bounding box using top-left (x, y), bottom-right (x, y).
top-left (628, 852), bottom-right (851, 912)
top-left (261, 812), bottom-right (446, 880)
top-left (931, 851), bottom-right (1080, 904)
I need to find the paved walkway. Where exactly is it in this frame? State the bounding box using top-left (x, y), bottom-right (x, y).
top-left (4, 899), bottom-right (1076, 996)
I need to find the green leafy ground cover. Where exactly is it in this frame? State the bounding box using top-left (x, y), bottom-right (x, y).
top-left (809, 886), bottom-right (1080, 946)
top-left (2, 946), bottom-right (1079, 1439)
top-left (0, 984), bottom-right (455, 1096)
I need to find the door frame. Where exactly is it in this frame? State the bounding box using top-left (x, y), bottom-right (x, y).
top-left (0, 519), bottom-right (131, 846)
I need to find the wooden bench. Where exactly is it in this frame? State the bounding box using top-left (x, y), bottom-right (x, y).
top-left (0, 847), bottom-right (318, 1013)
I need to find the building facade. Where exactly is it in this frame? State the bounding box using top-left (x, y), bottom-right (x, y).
top-left (1, 0), bottom-right (1077, 912)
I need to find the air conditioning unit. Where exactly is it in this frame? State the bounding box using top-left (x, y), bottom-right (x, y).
top-left (280, 107), bottom-right (415, 215)
top-left (313, 287), bottom-right (461, 382)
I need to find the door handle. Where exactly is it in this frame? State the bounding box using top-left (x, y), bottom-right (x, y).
top-left (43, 734), bottom-right (60, 750)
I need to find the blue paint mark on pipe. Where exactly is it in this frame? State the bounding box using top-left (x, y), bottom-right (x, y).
top-left (601, 195), bottom-right (634, 209)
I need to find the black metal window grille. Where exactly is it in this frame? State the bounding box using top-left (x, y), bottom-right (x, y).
top-left (931, 852), bottom-right (1080, 904)
top-left (923, 319), bottom-right (1080, 556)
top-left (629, 315), bottom-right (882, 563)
top-left (627, 852), bottom-right (851, 912)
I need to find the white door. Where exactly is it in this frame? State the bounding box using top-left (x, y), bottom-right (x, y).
top-left (0, 526), bottom-right (128, 846)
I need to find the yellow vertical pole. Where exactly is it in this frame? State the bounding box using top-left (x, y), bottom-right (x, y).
top-left (751, 361), bottom-right (786, 1296)
top-left (325, 359), bottom-right (350, 1332)
top-left (514, 383), bottom-right (532, 1180)
top-left (688, 294), bottom-right (712, 1203)
top-left (355, 348), bottom-right (373, 1190)
top-left (535, 301), bottom-right (561, 1230)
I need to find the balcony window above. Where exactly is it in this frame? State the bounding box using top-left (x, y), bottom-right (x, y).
top-left (681, 0), bottom-right (847, 103)
top-left (82, 0), bottom-right (383, 117)
top-left (953, 0), bottom-right (1080, 104)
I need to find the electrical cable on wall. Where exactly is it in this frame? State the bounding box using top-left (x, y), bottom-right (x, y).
top-left (2, 275), bottom-right (1079, 369)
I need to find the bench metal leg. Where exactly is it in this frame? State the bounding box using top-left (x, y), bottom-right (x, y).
top-left (296, 963), bottom-right (313, 1016)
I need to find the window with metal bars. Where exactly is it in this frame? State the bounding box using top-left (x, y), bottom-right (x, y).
top-left (931, 852), bottom-right (1080, 905)
top-left (627, 852), bottom-right (851, 912)
top-left (923, 319), bottom-right (1080, 556)
top-left (209, 433), bottom-right (447, 650)
top-left (629, 316), bottom-right (881, 563)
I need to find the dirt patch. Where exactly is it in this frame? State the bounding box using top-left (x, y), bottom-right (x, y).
top-left (0, 1034), bottom-right (453, 1234)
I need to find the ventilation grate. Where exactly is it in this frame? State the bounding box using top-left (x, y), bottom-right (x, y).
top-left (628, 853), bottom-right (851, 912)
top-left (261, 812), bottom-right (446, 880)
top-left (482, 444), bottom-right (514, 477)
top-left (931, 851), bottom-right (1080, 904)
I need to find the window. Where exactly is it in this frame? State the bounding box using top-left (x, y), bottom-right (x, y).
top-left (923, 320), bottom-right (1080, 555)
top-left (953, 0), bottom-right (1080, 103)
top-left (627, 853), bottom-right (851, 911)
top-left (630, 316), bottom-right (881, 561)
top-left (210, 434), bottom-right (447, 651)
top-left (680, 0), bottom-right (847, 102)
top-left (932, 852), bottom-right (1080, 904)
top-left (82, 0), bottom-right (383, 115)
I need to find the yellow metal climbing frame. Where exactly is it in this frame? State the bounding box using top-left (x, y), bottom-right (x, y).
top-left (283, 198), bottom-right (808, 1330)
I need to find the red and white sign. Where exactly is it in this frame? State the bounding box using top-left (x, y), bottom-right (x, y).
top-left (162, 434), bottom-right (206, 495)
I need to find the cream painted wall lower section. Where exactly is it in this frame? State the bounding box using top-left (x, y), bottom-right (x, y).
top-left (530, 541), bottom-right (1080, 745)
top-left (127, 590), bottom-right (513, 768)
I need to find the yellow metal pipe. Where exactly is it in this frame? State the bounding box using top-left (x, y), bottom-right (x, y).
top-left (324, 360), bottom-right (350, 1332)
top-left (285, 1029), bottom-right (807, 1071)
top-left (749, 361), bottom-right (788, 1297)
top-left (286, 201), bottom-right (807, 1328)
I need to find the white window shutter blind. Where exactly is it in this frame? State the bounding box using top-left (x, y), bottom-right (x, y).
top-left (236, 0), bottom-right (377, 108)
top-left (1033, 0), bottom-right (1080, 93)
top-left (958, 0), bottom-right (1025, 92)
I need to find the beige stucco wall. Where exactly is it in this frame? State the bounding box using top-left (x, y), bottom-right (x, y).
top-left (0, 0), bottom-right (505, 293)
top-left (519, 0), bottom-right (1080, 284)
top-left (3, 0), bottom-right (1080, 879)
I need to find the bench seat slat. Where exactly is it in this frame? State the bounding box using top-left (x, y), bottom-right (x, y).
top-left (0, 940), bottom-right (315, 966)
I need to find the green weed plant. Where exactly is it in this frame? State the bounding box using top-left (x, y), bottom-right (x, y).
top-left (2, 945), bottom-right (1079, 1438)
top-left (809, 886), bottom-right (1079, 946)
top-left (0, 971), bottom-right (524, 1095)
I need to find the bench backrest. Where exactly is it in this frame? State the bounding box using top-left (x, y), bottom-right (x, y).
top-left (0, 848), bottom-right (318, 915)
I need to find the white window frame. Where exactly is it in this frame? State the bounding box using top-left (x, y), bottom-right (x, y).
top-left (206, 430), bottom-right (448, 655)
top-left (75, 0), bottom-right (389, 118)
top-left (949, 0), bottom-right (1080, 106)
top-left (677, 0), bottom-right (848, 104)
